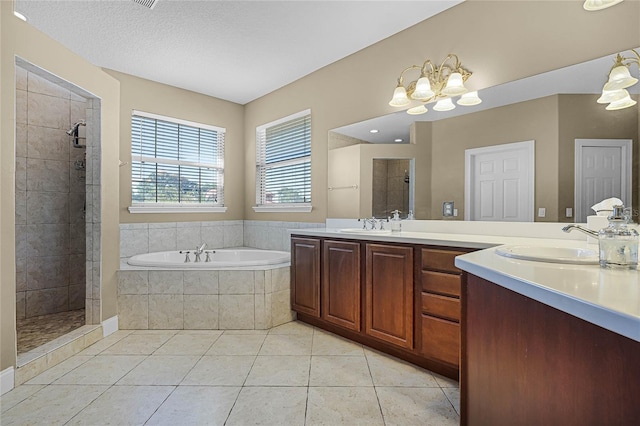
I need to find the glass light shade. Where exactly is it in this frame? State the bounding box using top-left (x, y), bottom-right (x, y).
top-left (597, 88), bottom-right (628, 104)
top-left (433, 98), bottom-right (455, 111)
top-left (411, 77), bottom-right (434, 100)
top-left (388, 85), bottom-right (410, 107)
top-left (457, 91), bottom-right (482, 106)
top-left (603, 65), bottom-right (638, 91)
top-left (583, 0), bottom-right (624, 11)
top-left (407, 105), bottom-right (428, 115)
top-left (605, 94), bottom-right (637, 110)
top-left (441, 72), bottom-right (467, 96)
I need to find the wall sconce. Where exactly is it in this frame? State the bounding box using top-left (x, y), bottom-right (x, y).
top-left (388, 54), bottom-right (481, 115)
top-left (597, 49), bottom-right (638, 110)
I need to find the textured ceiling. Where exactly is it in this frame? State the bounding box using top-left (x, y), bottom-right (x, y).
top-left (14, 0), bottom-right (463, 104)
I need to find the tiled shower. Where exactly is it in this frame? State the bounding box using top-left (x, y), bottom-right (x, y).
top-left (15, 59), bottom-right (102, 353)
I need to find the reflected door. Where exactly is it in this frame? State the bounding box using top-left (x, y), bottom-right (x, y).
top-left (575, 139), bottom-right (632, 223)
top-left (465, 141), bottom-right (535, 222)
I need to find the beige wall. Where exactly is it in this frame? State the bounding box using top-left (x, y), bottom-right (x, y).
top-left (104, 70), bottom-right (245, 224)
top-left (327, 143), bottom-right (361, 218)
top-left (558, 94), bottom-right (639, 221)
top-left (243, 0), bottom-right (640, 223)
top-left (1, 1), bottom-right (120, 370)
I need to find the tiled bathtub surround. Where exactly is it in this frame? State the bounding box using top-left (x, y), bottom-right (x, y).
top-left (118, 267), bottom-right (293, 330)
top-left (120, 221), bottom-right (324, 257)
top-left (15, 64), bottom-right (88, 320)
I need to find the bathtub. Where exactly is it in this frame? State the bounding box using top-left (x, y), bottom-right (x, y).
top-left (127, 248), bottom-right (290, 269)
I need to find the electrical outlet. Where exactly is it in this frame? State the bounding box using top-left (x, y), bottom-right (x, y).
top-left (538, 207), bottom-right (546, 217)
top-left (566, 207), bottom-right (573, 218)
top-left (443, 201), bottom-right (454, 217)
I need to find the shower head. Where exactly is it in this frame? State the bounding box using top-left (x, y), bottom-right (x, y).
top-left (66, 120), bottom-right (86, 135)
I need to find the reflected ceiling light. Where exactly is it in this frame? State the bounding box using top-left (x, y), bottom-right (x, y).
top-left (583, 0), bottom-right (624, 11)
top-left (369, 129), bottom-right (379, 133)
top-left (388, 53), bottom-right (479, 115)
top-left (457, 91), bottom-right (482, 106)
top-left (598, 49), bottom-right (639, 110)
top-left (394, 139), bottom-right (403, 143)
top-left (13, 11), bottom-right (27, 21)
top-left (433, 98), bottom-right (455, 112)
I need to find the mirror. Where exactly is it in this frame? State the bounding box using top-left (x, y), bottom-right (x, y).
top-left (329, 50), bottom-right (639, 222)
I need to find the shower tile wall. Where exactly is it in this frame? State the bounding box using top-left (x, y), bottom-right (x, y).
top-left (15, 66), bottom-right (87, 319)
top-left (372, 159), bottom-right (410, 217)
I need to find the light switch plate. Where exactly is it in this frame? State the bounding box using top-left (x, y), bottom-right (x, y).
top-left (538, 207), bottom-right (546, 217)
top-left (566, 207), bottom-right (573, 218)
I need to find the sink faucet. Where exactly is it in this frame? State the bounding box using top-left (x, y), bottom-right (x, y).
top-left (562, 224), bottom-right (599, 238)
top-left (194, 243), bottom-right (207, 262)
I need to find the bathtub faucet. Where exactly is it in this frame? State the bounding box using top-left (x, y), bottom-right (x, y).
top-left (194, 243), bottom-right (207, 262)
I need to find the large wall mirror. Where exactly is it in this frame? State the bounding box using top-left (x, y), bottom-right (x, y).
top-left (328, 49), bottom-right (639, 223)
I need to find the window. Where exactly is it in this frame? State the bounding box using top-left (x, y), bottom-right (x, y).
top-left (254, 109), bottom-right (312, 212)
top-left (129, 110), bottom-right (226, 213)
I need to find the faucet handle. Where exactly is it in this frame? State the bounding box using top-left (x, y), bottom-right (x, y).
top-left (179, 250), bottom-right (191, 263)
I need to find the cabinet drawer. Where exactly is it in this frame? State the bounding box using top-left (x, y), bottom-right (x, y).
top-left (421, 249), bottom-right (466, 273)
top-left (421, 314), bottom-right (460, 367)
top-left (421, 292), bottom-right (460, 322)
top-left (421, 270), bottom-right (461, 297)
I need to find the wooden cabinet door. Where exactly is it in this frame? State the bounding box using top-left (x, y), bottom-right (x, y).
top-left (291, 237), bottom-right (320, 317)
top-left (323, 240), bottom-right (361, 331)
top-left (365, 244), bottom-right (414, 349)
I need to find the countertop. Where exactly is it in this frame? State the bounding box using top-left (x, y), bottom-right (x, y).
top-left (291, 227), bottom-right (640, 343)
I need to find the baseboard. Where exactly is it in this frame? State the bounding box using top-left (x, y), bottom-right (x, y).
top-left (1, 366), bottom-right (15, 395)
top-left (102, 316), bottom-right (118, 337)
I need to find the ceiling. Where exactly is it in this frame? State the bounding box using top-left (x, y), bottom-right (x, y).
top-left (14, 0), bottom-right (463, 105)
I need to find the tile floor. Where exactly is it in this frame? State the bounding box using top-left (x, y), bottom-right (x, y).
top-left (1, 321), bottom-right (460, 425)
top-left (17, 309), bottom-right (86, 354)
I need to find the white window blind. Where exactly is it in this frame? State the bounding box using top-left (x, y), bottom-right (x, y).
top-left (256, 110), bottom-right (311, 209)
top-left (131, 111), bottom-right (225, 209)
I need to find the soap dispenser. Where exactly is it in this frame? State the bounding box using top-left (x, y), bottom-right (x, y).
top-left (598, 205), bottom-right (638, 269)
top-left (390, 210), bottom-right (402, 233)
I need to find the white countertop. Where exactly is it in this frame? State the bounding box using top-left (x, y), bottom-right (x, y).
top-left (291, 226), bottom-right (640, 342)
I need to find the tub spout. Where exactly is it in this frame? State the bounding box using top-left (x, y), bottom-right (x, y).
top-left (562, 224), bottom-right (599, 238)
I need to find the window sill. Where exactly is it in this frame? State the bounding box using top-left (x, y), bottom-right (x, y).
top-left (252, 205), bottom-right (313, 213)
top-left (128, 205), bottom-right (228, 214)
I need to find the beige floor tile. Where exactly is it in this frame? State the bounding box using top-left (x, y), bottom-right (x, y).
top-left (130, 329), bottom-right (179, 335)
top-left (177, 329), bottom-right (224, 336)
top-left (376, 387), bottom-right (459, 426)
top-left (226, 386), bottom-right (307, 426)
top-left (54, 355), bottom-right (146, 385)
top-left (442, 387), bottom-right (461, 416)
top-left (76, 330), bottom-right (132, 355)
top-left (267, 320), bottom-right (314, 335)
top-left (117, 355), bottom-right (200, 385)
top-left (0, 384), bottom-right (107, 425)
top-left (223, 329), bottom-right (269, 335)
top-left (312, 332), bottom-right (365, 356)
top-left (154, 333), bottom-right (220, 355)
top-left (66, 385), bottom-right (174, 426)
top-left (101, 333), bottom-right (174, 355)
top-left (365, 349), bottom-right (439, 387)
top-left (259, 334), bottom-right (312, 355)
top-left (245, 355), bottom-right (310, 386)
top-left (146, 386), bottom-right (241, 425)
top-left (310, 355), bottom-right (373, 387)
top-left (433, 372), bottom-right (460, 388)
top-left (306, 386), bottom-right (384, 426)
top-left (182, 355), bottom-right (255, 386)
top-left (0, 384), bottom-right (45, 413)
top-left (26, 355), bottom-right (93, 385)
top-left (206, 334), bottom-right (266, 355)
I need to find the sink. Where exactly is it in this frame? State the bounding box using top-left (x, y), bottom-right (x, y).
top-left (340, 228), bottom-right (392, 235)
top-left (495, 245), bottom-right (599, 265)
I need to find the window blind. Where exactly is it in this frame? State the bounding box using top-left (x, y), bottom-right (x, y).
top-left (131, 111), bottom-right (225, 206)
top-left (256, 110), bottom-right (311, 206)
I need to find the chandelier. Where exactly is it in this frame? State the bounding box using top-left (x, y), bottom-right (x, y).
top-left (597, 49), bottom-right (639, 110)
top-left (388, 54), bottom-right (481, 115)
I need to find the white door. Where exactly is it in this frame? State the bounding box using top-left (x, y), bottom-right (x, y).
top-left (465, 141), bottom-right (534, 221)
top-left (575, 139), bottom-right (632, 223)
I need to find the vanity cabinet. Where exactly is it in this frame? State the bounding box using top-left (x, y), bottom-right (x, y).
top-left (323, 240), bottom-right (361, 331)
top-left (365, 244), bottom-right (413, 349)
top-left (291, 235), bottom-right (472, 380)
top-left (419, 248), bottom-right (466, 368)
top-left (290, 237), bottom-right (320, 317)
